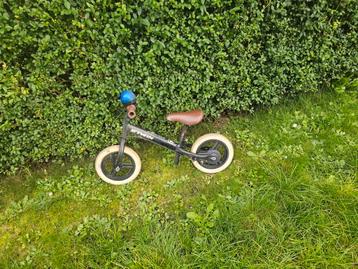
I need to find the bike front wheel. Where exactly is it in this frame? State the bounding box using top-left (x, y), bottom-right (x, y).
top-left (191, 133), bottom-right (234, 173)
top-left (95, 145), bottom-right (141, 185)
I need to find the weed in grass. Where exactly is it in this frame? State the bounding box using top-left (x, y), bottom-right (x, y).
top-left (186, 202), bottom-right (220, 240)
top-left (74, 215), bottom-right (114, 240)
top-left (164, 175), bottom-right (190, 189)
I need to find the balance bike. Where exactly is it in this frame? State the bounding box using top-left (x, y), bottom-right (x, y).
top-left (95, 90), bottom-right (234, 185)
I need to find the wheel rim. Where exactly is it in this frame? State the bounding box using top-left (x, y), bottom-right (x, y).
top-left (196, 139), bottom-right (229, 169)
top-left (101, 152), bottom-right (136, 181)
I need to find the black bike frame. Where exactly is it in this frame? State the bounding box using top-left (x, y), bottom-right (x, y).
top-left (118, 114), bottom-right (212, 162)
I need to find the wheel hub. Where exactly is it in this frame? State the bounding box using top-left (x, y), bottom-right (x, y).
top-left (204, 149), bottom-right (221, 165)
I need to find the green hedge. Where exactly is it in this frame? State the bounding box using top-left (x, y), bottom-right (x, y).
top-left (0, 0), bottom-right (357, 174)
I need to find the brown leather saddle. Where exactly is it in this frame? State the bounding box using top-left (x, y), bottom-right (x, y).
top-left (166, 109), bottom-right (204, 126)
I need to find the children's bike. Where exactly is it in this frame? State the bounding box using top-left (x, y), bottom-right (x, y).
top-left (95, 90), bottom-right (234, 185)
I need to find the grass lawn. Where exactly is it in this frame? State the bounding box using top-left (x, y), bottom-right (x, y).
top-left (0, 90), bottom-right (357, 268)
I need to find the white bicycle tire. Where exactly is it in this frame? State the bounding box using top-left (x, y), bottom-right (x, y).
top-left (191, 133), bottom-right (234, 173)
top-left (95, 145), bottom-right (141, 185)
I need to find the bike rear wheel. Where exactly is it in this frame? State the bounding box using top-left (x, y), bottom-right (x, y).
top-left (191, 133), bottom-right (234, 173)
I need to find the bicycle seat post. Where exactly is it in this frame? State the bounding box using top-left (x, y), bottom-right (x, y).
top-left (174, 125), bottom-right (188, 165)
